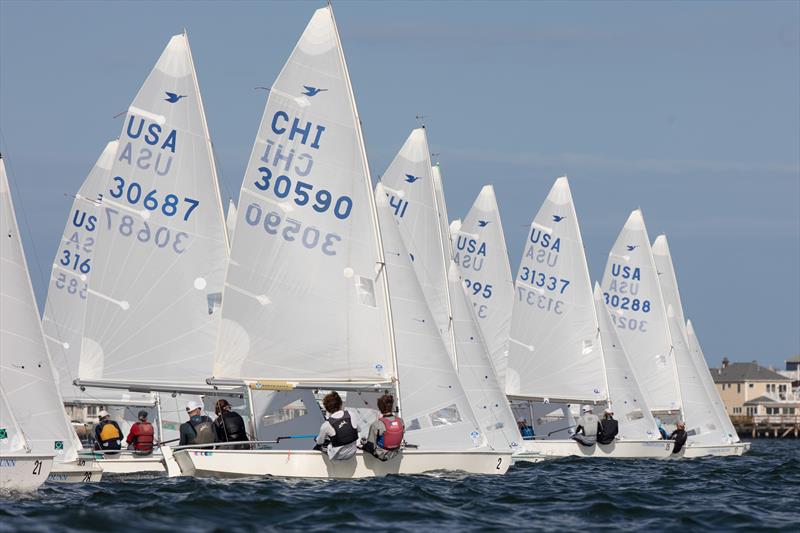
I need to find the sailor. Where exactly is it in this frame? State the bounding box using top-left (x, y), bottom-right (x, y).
top-left (571, 405), bottom-right (600, 446)
top-left (314, 391), bottom-right (358, 461)
top-left (213, 399), bottom-right (249, 450)
top-left (94, 410), bottom-right (124, 454)
top-left (126, 410), bottom-right (155, 455)
top-left (517, 418), bottom-right (535, 439)
top-left (656, 418), bottom-right (670, 440)
top-left (362, 393), bottom-right (404, 461)
top-left (596, 408), bottom-right (619, 445)
top-left (179, 400), bottom-right (215, 448)
top-left (669, 421), bottom-right (689, 454)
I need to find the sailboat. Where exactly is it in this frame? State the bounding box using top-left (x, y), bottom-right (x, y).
top-left (451, 185), bottom-right (514, 386)
top-left (507, 178), bottom-right (671, 459)
top-left (381, 128), bottom-right (521, 454)
top-left (170, 7), bottom-right (510, 478)
top-left (600, 210), bottom-right (683, 425)
top-left (67, 32), bottom-right (233, 474)
top-left (652, 235), bottom-right (749, 457)
top-left (1, 156), bottom-right (73, 488)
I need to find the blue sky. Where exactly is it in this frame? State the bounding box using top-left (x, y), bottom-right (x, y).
top-left (1, 1), bottom-right (798, 368)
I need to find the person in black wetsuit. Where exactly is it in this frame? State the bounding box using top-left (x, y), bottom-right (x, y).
top-left (669, 421), bottom-right (689, 454)
top-left (213, 399), bottom-right (250, 450)
top-left (597, 409), bottom-right (619, 445)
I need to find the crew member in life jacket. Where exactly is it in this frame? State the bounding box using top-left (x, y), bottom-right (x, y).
top-left (94, 410), bottom-right (123, 455)
top-left (213, 399), bottom-right (250, 450)
top-left (179, 400), bottom-right (215, 448)
top-left (571, 405), bottom-right (601, 447)
top-left (669, 421), bottom-right (689, 454)
top-left (314, 391), bottom-right (358, 461)
top-left (596, 409), bottom-right (619, 445)
top-left (362, 393), bottom-right (405, 461)
top-left (126, 410), bottom-right (155, 455)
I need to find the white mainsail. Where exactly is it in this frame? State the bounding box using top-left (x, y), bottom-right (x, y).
top-left (43, 141), bottom-right (117, 399)
top-left (376, 185), bottom-right (482, 449)
top-left (215, 7), bottom-right (395, 383)
top-left (507, 177), bottom-right (606, 402)
top-left (226, 199), bottom-right (237, 244)
top-left (431, 164), bottom-right (454, 263)
top-left (80, 34), bottom-right (229, 385)
top-left (380, 129), bottom-right (453, 360)
top-left (686, 319), bottom-right (739, 442)
top-left (453, 185), bottom-right (514, 385)
top-left (0, 157), bottom-right (82, 463)
top-left (593, 285), bottom-right (659, 439)
top-left (666, 305), bottom-right (727, 443)
top-left (600, 210), bottom-right (681, 414)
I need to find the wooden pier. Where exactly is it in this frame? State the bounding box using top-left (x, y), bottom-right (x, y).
top-left (732, 415), bottom-right (800, 438)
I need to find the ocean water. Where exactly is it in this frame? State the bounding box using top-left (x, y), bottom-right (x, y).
top-left (2, 439), bottom-right (798, 532)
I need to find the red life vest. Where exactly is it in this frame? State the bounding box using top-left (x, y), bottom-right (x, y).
top-left (130, 421), bottom-right (154, 453)
top-left (378, 416), bottom-right (404, 450)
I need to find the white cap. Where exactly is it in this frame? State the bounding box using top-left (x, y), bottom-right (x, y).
top-left (604, 408), bottom-right (614, 415)
top-left (98, 410), bottom-right (109, 418)
top-left (581, 405), bottom-right (593, 413)
top-left (186, 400), bottom-right (204, 412)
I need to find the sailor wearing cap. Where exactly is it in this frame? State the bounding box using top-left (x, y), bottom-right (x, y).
top-left (94, 409), bottom-right (124, 454)
top-left (571, 405), bottom-right (601, 447)
top-left (179, 400), bottom-right (215, 447)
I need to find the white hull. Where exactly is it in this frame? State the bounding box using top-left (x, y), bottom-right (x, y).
top-left (95, 452), bottom-right (166, 475)
top-left (48, 458), bottom-right (103, 483)
top-left (173, 448), bottom-right (512, 479)
top-left (518, 439), bottom-right (675, 460)
top-left (675, 441), bottom-right (750, 458)
top-left (0, 454), bottom-right (54, 492)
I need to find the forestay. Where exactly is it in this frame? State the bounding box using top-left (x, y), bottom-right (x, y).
top-left (593, 285), bottom-right (659, 439)
top-left (0, 158), bottom-right (82, 463)
top-left (380, 129), bottom-right (454, 362)
top-left (81, 34), bottom-right (229, 385)
top-left (667, 306), bottom-right (727, 444)
top-left (600, 210), bottom-right (681, 413)
top-left (0, 387), bottom-right (26, 454)
top-left (453, 185), bottom-right (514, 385)
top-left (687, 320), bottom-right (739, 442)
top-left (43, 141), bottom-right (117, 400)
top-left (507, 177), bottom-right (606, 402)
top-left (376, 185), bottom-right (483, 450)
top-left (215, 7), bottom-right (395, 382)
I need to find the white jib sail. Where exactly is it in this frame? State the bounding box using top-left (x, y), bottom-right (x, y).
top-left (225, 198), bottom-right (237, 245)
top-left (667, 306), bottom-right (727, 444)
top-left (507, 177), bottom-right (607, 403)
top-left (380, 129), bottom-right (454, 362)
top-left (215, 7), bottom-right (395, 382)
top-left (80, 34), bottom-right (229, 385)
top-left (376, 185), bottom-right (484, 450)
top-left (1, 158), bottom-right (81, 462)
top-left (600, 210), bottom-right (681, 413)
top-left (454, 186), bottom-right (516, 387)
top-left (42, 141), bottom-right (117, 400)
top-left (593, 284), bottom-right (659, 440)
top-left (0, 386), bottom-right (27, 454)
top-left (686, 319), bottom-right (739, 442)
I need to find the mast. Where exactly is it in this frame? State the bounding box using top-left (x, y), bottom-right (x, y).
top-left (328, 5), bottom-right (401, 414)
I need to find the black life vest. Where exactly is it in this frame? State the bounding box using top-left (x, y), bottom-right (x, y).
top-left (597, 419), bottom-right (619, 445)
top-left (189, 416), bottom-right (215, 445)
top-left (130, 421), bottom-right (154, 453)
top-left (671, 429), bottom-right (688, 454)
top-left (216, 411), bottom-right (247, 442)
top-left (328, 412), bottom-right (358, 447)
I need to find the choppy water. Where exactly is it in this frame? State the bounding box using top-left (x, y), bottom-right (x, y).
top-left (2, 439), bottom-right (798, 532)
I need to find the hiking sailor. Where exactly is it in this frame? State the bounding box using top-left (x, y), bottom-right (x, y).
top-left (596, 408), bottom-right (619, 445)
top-left (571, 405), bottom-right (600, 446)
top-left (126, 410), bottom-right (155, 455)
top-left (314, 391), bottom-right (358, 461)
top-left (669, 421), bottom-right (689, 454)
top-left (179, 400), bottom-right (215, 448)
top-left (362, 393), bottom-right (404, 461)
top-left (94, 410), bottom-right (123, 454)
top-left (213, 399), bottom-right (249, 450)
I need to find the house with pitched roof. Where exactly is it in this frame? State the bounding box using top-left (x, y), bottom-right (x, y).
top-left (710, 358), bottom-right (795, 416)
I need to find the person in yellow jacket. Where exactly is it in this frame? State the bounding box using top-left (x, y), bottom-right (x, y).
top-left (94, 410), bottom-right (123, 455)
